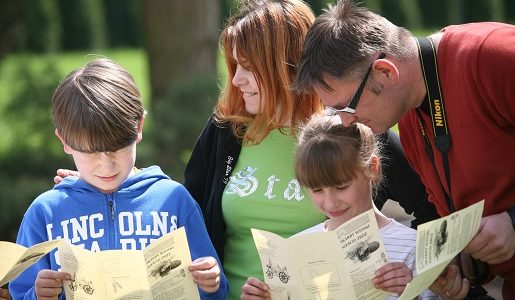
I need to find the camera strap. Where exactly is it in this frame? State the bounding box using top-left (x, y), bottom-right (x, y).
top-left (415, 37), bottom-right (454, 212)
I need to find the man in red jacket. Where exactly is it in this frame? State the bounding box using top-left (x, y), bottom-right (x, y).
top-left (294, 0), bottom-right (515, 299)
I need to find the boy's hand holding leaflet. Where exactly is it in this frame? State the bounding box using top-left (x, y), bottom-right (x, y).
top-left (398, 200), bottom-right (485, 300)
top-left (251, 209), bottom-right (389, 300)
top-left (59, 226), bottom-right (200, 300)
top-left (0, 239), bottom-right (61, 287)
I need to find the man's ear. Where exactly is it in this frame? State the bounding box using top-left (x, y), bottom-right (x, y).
top-left (55, 129), bottom-right (73, 154)
top-left (373, 58), bottom-right (400, 86)
top-left (135, 117), bottom-right (145, 144)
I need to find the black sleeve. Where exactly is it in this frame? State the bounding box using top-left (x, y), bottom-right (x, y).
top-left (375, 129), bottom-right (440, 228)
top-left (183, 117), bottom-right (241, 262)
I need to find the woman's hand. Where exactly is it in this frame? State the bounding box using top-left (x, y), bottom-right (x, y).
top-left (54, 169), bottom-right (80, 185)
top-left (241, 277), bottom-right (270, 300)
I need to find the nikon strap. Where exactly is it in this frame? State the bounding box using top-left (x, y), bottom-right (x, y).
top-left (415, 37), bottom-right (454, 212)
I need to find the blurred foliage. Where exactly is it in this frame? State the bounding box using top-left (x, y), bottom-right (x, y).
top-left (142, 0), bottom-right (220, 182)
top-left (0, 0), bottom-right (140, 57)
top-left (0, 60), bottom-right (70, 242)
top-left (221, 0), bottom-right (238, 22)
top-left (1, 0), bottom-right (513, 58)
top-left (24, 0), bottom-right (61, 52)
top-left (58, 0), bottom-right (107, 50)
top-left (150, 76), bottom-right (219, 181)
top-left (104, 0), bottom-right (142, 47)
top-left (307, 0), bottom-right (513, 29)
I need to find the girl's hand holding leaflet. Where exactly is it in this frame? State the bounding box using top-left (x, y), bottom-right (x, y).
top-left (372, 262), bottom-right (413, 295)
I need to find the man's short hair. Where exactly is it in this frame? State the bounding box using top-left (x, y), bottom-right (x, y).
top-left (293, 0), bottom-right (411, 92)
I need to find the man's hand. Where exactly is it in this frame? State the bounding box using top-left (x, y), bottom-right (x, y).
top-left (430, 263), bottom-right (469, 299)
top-left (464, 212), bottom-right (515, 264)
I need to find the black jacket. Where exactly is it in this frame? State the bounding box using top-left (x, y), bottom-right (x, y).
top-left (184, 116), bottom-right (438, 262)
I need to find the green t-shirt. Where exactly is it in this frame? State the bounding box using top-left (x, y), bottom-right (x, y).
top-left (222, 129), bottom-right (326, 299)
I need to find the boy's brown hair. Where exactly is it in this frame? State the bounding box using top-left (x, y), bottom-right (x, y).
top-left (52, 58), bottom-right (145, 153)
top-left (295, 115), bottom-right (382, 189)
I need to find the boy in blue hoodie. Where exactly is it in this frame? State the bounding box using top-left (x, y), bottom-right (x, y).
top-left (9, 58), bottom-right (229, 300)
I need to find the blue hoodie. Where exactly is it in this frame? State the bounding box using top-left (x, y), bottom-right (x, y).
top-left (10, 166), bottom-right (229, 300)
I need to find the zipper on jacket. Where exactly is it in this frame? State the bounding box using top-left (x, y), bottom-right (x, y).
top-left (106, 193), bottom-right (116, 249)
top-left (107, 195), bottom-right (115, 221)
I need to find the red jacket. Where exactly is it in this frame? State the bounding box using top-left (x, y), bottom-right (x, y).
top-left (400, 22), bottom-right (515, 278)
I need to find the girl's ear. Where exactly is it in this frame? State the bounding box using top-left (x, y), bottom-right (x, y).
top-left (369, 155), bottom-right (380, 181)
top-left (55, 129), bottom-right (73, 154)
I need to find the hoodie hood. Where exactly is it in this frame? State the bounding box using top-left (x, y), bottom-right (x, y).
top-left (54, 165), bottom-right (170, 195)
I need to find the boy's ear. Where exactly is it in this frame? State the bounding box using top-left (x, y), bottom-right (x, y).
top-left (136, 117), bottom-right (145, 144)
top-left (55, 129), bottom-right (73, 154)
